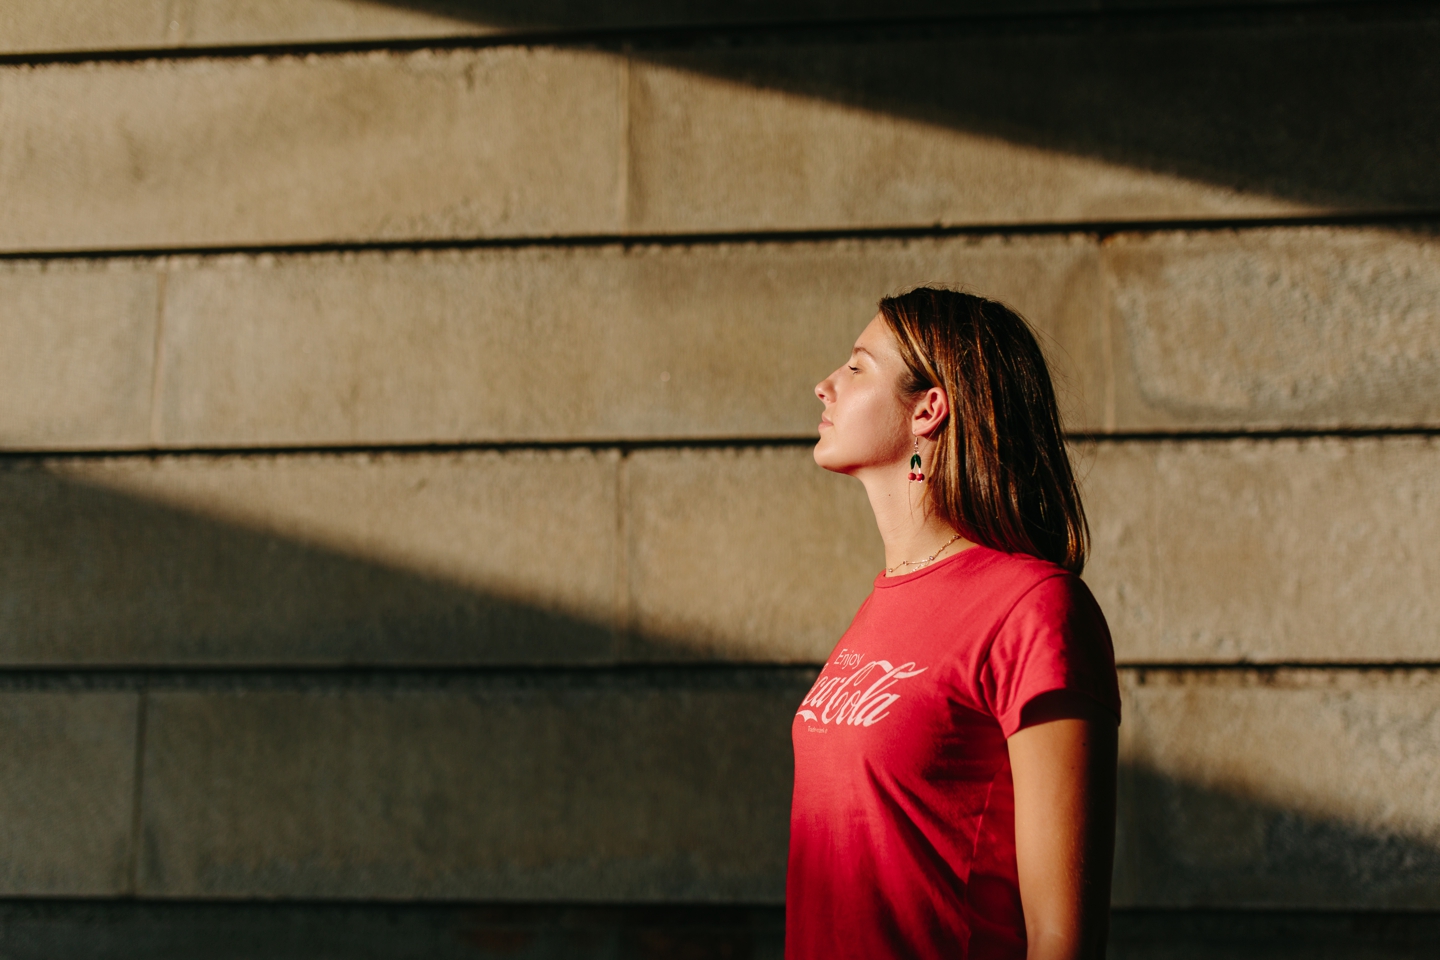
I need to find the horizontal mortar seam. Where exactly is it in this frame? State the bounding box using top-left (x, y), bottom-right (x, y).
top-left (1, 427), bottom-right (1438, 462)
top-left (0, 665), bottom-right (826, 693)
top-left (0, 662), bottom-right (1431, 689)
top-left (0, 898), bottom-right (1428, 917)
top-left (0, 896), bottom-right (793, 914)
top-left (2, 212), bottom-right (1438, 263)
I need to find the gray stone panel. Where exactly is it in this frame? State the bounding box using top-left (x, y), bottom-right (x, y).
top-left (8, 16), bottom-right (1436, 250)
top-left (1105, 227), bottom-right (1440, 431)
top-left (0, 901), bottom-right (787, 960)
top-left (624, 447), bottom-right (883, 662)
top-left (0, 0), bottom-right (173, 55)
top-left (152, 236), bottom-right (1101, 447)
top-left (138, 674), bottom-right (807, 900)
top-left (0, 48), bottom-right (624, 252)
top-left (627, 63), bottom-right (1284, 235)
top-left (9, 226), bottom-right (1437, 450)
top-left (0, 902), bottom-right (1434, 960)
top-left (0, 692), bottom-right (138, 895)
top-left (1084, 436), bottom-right (1440, 663)
top-left (124, 668), bottom-right (1440, 908)
top-left (1, 2), bottom-right (1346, 55)
top-left (0, 259), bottom-right (158, 449)
top-left (1115, 669), bottom-right (1440, 909)
top-left (3, 435), bottom-right (1435, 666)
top-left (627, 17), bottom-right (1440, 231)
top-left (625, 436), bottom-right (1440, 666)
top-left (1108, 909), bottom-right (1440, 960)
top-left (0, 451), bottom-right (620, 665)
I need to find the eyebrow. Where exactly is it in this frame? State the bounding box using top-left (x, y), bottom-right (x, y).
top-left (851, 346), bottom-right (875, 359)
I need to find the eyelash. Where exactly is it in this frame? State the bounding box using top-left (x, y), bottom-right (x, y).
top-left (848, 365), bottom-right (860, 373)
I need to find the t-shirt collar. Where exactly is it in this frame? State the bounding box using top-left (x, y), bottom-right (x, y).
top-left (873, 542), bottom-right (988, 588)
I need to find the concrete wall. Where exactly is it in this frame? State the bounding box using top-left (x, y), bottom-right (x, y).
top-left (1, 1), bottom-right (1437, 956)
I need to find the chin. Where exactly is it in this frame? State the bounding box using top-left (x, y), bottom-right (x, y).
top-left (812, 443), bottom-right (853, 475)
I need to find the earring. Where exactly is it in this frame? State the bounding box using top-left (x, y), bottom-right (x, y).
top-left (908, 437), bottom-right (924, 482)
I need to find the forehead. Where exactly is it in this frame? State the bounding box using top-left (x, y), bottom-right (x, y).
top-left (853, 314), bottom-right (896, 356)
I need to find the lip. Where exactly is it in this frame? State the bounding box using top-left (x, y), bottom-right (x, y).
top-left (818, 417), bottom-right (833, 429)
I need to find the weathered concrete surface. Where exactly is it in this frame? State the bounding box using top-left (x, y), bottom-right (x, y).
top-left (1105, 227), bottom-right (1440, 430)
top-left (169, 0), bottom-right (490, 48)
top-left (3, 436), bottom-right (1435, 665)
top-left (0, 1), bottom-right (1344, 55)
top-left (625, 447), bottom-right (882, 662)
top-left (153, 236), bottom-right (1101, 447)
top-left (0, 451), bottom-right (621, 665)
top-left (10, 226), bottom-right (1438, 450)
top-left (0, 259), bottom-right (157, 448)
top-left (0, 902), bottom-right (1433, 960)
top-left (1109, 909), bottom-right (1440, 960)
top-left (0, 48), bottom-right (623, 252)
top-left (1084, 436), bottom-right (1440, 663)
top-left (11, 17), bottom-right (1436, 250)
top-left (0, 901), bottom-right (788, 960)
top-left (628, 17), bottom-right (1440, 231)
top-left (0, 693), bottom-right (138, 895)
top-left (138, 674), bottom-right (808, 900)
top-left (1115, 669), bottom-right (1440, 909)
top-left (0, 0), bottom-right (174, 54)
top-left (627, 62), bottom-right (1288, 235)
top-left (629, 437), bottom-right (1440, 665)
top-left (0, 446), bottom-right (875, 666)
top-left (124, 668), bottom-right (1440, 907)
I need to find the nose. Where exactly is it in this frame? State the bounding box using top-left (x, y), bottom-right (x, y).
top-left (815, 376), bottom-right (833, 404)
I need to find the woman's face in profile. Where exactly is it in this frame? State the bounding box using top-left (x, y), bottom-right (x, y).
top-left (813, 314), bottom-right (914, 476)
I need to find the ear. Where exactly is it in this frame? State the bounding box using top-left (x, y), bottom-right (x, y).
top-left (910, 386), bottom-right (950, 439)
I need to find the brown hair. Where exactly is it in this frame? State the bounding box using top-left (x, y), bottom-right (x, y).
top-left (878, 287), bottom-right (1088, 574)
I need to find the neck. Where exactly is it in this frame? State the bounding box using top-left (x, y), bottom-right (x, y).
top-left (856, 467), bottom-right (972, 575)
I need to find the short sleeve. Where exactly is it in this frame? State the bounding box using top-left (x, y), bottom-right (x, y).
top-left (978, 574), bottom-right (1121, 737)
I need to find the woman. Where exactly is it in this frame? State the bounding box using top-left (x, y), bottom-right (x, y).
top-left (788, 287), bottom-right (1120, 960)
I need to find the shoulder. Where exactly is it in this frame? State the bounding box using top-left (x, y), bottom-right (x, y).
top-left (972, 552), bottom-right (1111, 667)
top-left (975, 557), bottom-right (1120, 733)
top-left (998, 568), bottom-right (1108, 648)
top-left (939, 545), bottom-right (1080, 615)
top-left (1009, 566), bottom-right (1103, 626)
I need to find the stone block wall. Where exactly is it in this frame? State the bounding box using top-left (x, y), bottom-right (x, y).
top-left (1, 1), bottom-right (1437, 956)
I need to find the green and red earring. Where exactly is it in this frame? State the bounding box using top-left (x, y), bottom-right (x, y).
top-left (908, 437), bottom-right (924, 482)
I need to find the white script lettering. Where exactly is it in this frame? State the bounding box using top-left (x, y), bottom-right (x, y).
top-left (795, 659), bottom-right (927, 728)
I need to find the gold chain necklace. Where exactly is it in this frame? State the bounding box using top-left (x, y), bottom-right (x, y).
top-left (885, 532), bottom-right (964, 576)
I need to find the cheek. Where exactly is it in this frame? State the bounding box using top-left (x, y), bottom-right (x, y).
top-left (840, 387), bottom-right (908, 450)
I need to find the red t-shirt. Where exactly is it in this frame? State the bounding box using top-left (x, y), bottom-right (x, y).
top-left (786, 544), bottom-right (1120, 960)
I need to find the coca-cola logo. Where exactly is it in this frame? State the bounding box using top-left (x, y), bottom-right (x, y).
top-left (796, 658), bottom-right (928, 728)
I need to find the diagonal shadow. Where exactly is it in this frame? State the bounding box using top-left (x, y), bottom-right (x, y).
top-left (0, 466), bottom-right (1437, 921)
top-left (374, 0), bottom-right (1440, 213)
top-left (5, 894), bottom-right (1440, 960)
top-left (0, 464), bottom-right (617, 666)
top-left (1117, 766), bottom-right (1440, 911)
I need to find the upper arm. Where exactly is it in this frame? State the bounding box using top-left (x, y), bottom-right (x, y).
top-left (1007, 691), bottom-right (1118, 960)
